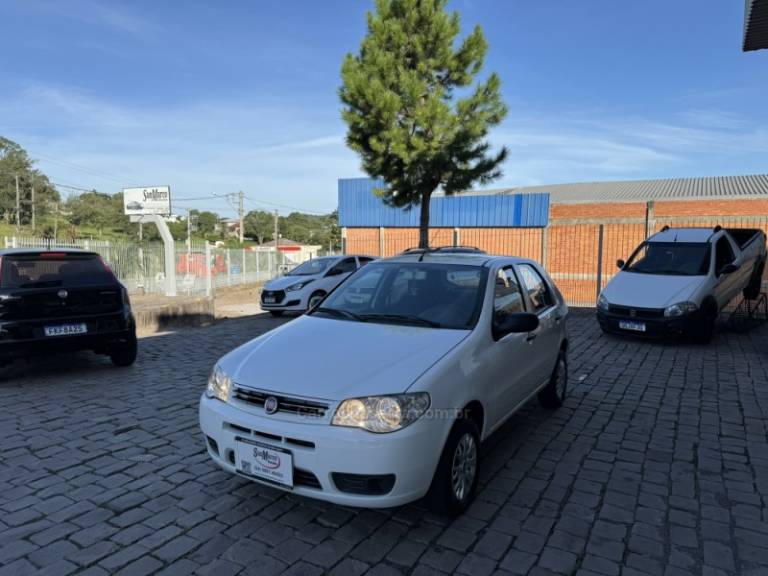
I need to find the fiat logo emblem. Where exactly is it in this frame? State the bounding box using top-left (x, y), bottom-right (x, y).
top-left (58, 289), bottom-right (68, 299)
top-left (629, 309), bottom-right (637, 317)
top-left (264, 396), bottom-right (279, 415)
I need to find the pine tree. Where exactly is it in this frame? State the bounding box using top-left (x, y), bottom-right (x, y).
top-left (340, 0), bottom-right (508, 248)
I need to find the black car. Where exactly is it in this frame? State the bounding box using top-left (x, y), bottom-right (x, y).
top-left (0, 249), bottom-right (137, 368)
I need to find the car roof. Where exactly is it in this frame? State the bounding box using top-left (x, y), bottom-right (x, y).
top-left (0, 247), bottom-right (95, 256)
top-left (648, 228), bottom-right (717, 243)
top-left (379, 251), bottom-right (535, 267)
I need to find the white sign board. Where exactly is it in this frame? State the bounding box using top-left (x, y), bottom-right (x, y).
top-left (123, 186), bottom-right (171, 216)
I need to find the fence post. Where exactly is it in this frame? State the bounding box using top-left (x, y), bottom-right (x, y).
top-left (379, 226), bottom-right (385, 257)
top-left (453, 227), bottom-right (460, 247)
top-left (596, 224), bottom-right (604, 303)
top-left (226, 249), bottom-right (231, 286)
top-left (645, 201), bottom-right (655, 239)
top-left (341, 227), bottom-right (348, 255)
top-left (242, 249), bottom-right (246, 284)
top-left (540, 226), bottom-right (549, 267)
top-left (256, 250), bottom-right (260, 282)
top-left (205, 243), bottom-right (212, 297)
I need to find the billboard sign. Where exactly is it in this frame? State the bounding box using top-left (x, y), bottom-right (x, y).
top-left (123, 186), bottom-right (171, 216)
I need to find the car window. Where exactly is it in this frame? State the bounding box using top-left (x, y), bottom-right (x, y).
top-left (357, 257), bottom-right (375, 267)
top-left (715, 237), bottom-right (735, 272)
top-left (626, 242), bottom-right (711, 276)
top-left (286, 257), bottom-right (334, 276)
top-left (493, 267), bottom-right (525, 319)
top-left (0, 253), bottom-right (115, 288)
top-left (333, 257), bottom-right (357, 274)
top-left (518, 264), bottom-right (554, 312)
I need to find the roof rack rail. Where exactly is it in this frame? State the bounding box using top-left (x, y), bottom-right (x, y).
top-left (400, 246), bottom-right (486, 254)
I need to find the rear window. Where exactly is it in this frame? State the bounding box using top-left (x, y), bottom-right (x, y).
top-left (0, 254), bottom-right (115, 289)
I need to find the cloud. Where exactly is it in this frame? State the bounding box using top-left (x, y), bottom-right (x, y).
top-left (28, 0), bottom-right (160, 37)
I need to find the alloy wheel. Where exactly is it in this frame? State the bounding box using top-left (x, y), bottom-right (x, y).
top-left (451, 432), bottom-right (477, 502)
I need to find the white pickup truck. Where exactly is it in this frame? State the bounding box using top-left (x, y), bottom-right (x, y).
top-left (597, 226), bottom-right (766, 342)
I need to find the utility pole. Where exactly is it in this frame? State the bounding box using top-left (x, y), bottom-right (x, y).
top-left (238, 190), bottom-right (245, 244)
top-left (15, 174), bottom-right (20, 234)
top-left (31, 185), bottom-right (35, 234)
top-left (187, 208), bottom-right (192, 269)
top-left (53, 202), bottom-right (59, 238)
top-left (273, 209), bottom-right (279, 274)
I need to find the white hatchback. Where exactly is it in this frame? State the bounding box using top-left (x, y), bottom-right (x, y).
top-left (260, 255), bottom-right (375, 316)
top-left (200, 250), bottom-right (569, 515)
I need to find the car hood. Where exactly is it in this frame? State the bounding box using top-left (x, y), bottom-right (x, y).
top-left (219, 315), bottom-right (470, 400)
top-left (603, 272), bottom-right (703, 309)
top-left (263, 275), bottom-right (318, 290)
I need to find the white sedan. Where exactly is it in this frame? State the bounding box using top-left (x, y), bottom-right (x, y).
top-left (200, 250), bottom-right (569, 515)
top-left (260, 255), bottom-right (375, 316)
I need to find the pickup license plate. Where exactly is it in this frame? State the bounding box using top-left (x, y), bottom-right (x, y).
top-left (263, 297), bottom-right (276, 304)
top-left (619, 320), bottom-right (646, 332)
top-left (44, 323), bottom-right (88, 337)
top-left (235, 440), bottom-right (293, 487)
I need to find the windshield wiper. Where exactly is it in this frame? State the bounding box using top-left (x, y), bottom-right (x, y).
top-left (359, 313), bottom-right (442, 328)
top-left (18, 280), bottom-right (63, 288)
top-left (313, 307), bottom-right (366, 322)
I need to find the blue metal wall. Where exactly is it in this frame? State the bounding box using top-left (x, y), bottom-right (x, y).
top-left (338, 178), bottom-right (550, 228)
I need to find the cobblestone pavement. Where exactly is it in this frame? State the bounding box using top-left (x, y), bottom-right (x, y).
top-left (1, 310), bottom-right (768, 576)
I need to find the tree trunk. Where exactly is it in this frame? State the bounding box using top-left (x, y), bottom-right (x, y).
top-left (418, 192), bottom-right (431, 249)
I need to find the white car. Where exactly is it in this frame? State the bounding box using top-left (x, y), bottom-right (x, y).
top-left (598, 226), bottom-right (766, 342)
top-left (200, 250), bottom-right (569, 514)
top-left (260, 255), bottom-right (375, 316)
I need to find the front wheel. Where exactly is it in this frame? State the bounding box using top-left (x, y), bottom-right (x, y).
top-left (427, 418), bottom-right (480, 516)
top-left (308, 291), bottom-right (326, 310)
top-left (694, 306), bottom-right (717, 344)
top-left (268, 310), bottom-right (284, 317)
top-left (110, 329), bottom-right (138, 367)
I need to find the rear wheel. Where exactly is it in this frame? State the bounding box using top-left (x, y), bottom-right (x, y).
top-left (268, 310), bottom-right (284, 317)
top-left (538, 350), bottom-right (568, 409)
top-left (110, 328), bottom-right (137, 367)
top-left (427, 418), bottom-right (480, 516)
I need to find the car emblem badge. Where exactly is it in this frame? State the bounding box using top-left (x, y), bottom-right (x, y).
top-left (58, 289), bottom-right (68, 299)
top-left (264, 396), bottom-right (279, 415)
top-left (630, 309), bottom-right (636, 317)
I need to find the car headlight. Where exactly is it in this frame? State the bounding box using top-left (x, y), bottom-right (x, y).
top-left (332, 393), bottom-right (430, 433)
top-left (597, 293), bottom-right (610, 312)
top-left (286, 280), bottom-right (313, 292)
top-left (206, 364), bottom-right (232, 402)
top-left (664, 301), bottom-right (698, 318)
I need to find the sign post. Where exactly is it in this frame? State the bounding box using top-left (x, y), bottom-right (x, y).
top-left (124, 186), bottom-right (177, 297)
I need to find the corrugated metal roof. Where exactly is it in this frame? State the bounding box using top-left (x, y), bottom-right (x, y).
top-left (744, 0), bottom-right (768, 51)
top-left (338, 178), bottom-right (549, 227)
top-left (454, 174), bottom-right (768, 205)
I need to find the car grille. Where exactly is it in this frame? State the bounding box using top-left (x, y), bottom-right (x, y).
top-left (295, 469), bottom-right (322, 490)
top-left (233, 387), bottom-right (329, 418)
top-left (608, 305), bottom-right (665, 319)
top-left (331, 473), bottom-right (396, 495)
top-left (261, 290), bottom-right (285, 304)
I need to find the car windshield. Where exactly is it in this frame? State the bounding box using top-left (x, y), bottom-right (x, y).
top-left (0, 253), bottom-right (115, 289)
top-left (311, 262), bottom-right (487, 329)
top-left (285, 257), bottom-right (335, 276)
top-left (625, 242), bottom-right (710, 276)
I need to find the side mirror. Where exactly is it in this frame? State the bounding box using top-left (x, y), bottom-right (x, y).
top-left (616, 259), bottom-right (626, 270)
top-left (718, 263), bottom-right (738, 276)
top-left (326, 268), bottom-right (343, 276)
top-left (492, 312), bottom-right (539, 340)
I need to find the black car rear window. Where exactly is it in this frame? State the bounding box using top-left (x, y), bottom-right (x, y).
top-left (0, 253), bottom-right (115, 289)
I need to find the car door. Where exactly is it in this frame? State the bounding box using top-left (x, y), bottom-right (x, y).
top-left (713, 236), bottom-right (740, 307)
top-left (516, 263), bottom-right (561, 389)
top-left (478, 265), bottom-right (535, 427)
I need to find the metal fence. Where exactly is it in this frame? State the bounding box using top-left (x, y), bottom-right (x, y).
top-left (2, 236), bottom-right (310, 297)
top-left (344, 216), bottom-right (768, 307)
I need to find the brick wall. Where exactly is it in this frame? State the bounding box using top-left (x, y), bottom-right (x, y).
top-left (344, 198), bottom-right (768, 306)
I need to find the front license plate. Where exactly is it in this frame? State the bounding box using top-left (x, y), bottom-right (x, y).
top-left (263, 297), bottom-right (276, 304)
top-left (235, 441), bottom-right (293, 487)
top-left (619, 320), bottom-right (646, 332)
top-left (44, 323), bottom-right (88, 337)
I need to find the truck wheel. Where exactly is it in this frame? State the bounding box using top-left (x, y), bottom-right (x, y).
top-left (427, 418), bottom-right (480, 516)
top-left (743, 261), bottom-right (764, 300)
top-left (268, 310), bottom-right (284, 317)
top-left (694, 306), bottom-right (717, 344)
top-left (539, 350), bottom-right (568, 409)
top-left (110, 329), bottom-right (138, 367)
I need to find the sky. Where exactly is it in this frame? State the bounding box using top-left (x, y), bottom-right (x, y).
top-left (1, 0), bottom-right (767, 218)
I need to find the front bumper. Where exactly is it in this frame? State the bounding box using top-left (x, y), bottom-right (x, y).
top-left (199, 395), bottom-right (444, 508)
top-left (597, 309), bottom-right (702, 338)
